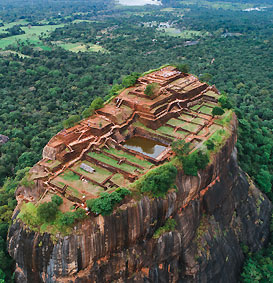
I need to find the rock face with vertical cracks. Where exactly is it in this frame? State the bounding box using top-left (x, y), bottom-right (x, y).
top-left (8, 121), bottom-right (272, 283)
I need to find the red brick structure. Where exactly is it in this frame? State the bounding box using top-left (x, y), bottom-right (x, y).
top-left (31, 66), bottom-right (221, 206)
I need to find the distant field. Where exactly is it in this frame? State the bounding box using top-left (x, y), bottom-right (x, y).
top-left (0, 20), bottom-right (29, 34)
top-left (72, 20), bottom-right (94, 24)
top-left (180, 0), bottom-right (269, 10)
top-left (0, 20), bottom-right (107, 52)
top-left (0, 50), bottom-right (30, 58)
top-left (161, 8), bottom-right (176, 12)
top-left (54, 42), bottom-right (107, 53)
top-left (0, 23), bottom-right (64, 49)
top-left (158, 28), bottom-right (209, 39)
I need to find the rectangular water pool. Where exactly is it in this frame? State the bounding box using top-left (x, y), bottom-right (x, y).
top-left (123, 136), bottom-right (167, 159)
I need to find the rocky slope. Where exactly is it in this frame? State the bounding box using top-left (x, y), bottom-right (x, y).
top-left (8, 117), bottom-right (272, 282)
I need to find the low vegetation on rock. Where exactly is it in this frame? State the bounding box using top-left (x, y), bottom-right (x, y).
top-left (37, 195), bottom-right (63, 223)
top-left (144, 83), bottom-right (159, 98)
top-left (172, 140), bottom-right (209, 176)
top-left (212, 106), bottom-right (225, 117)
top-left (63, 115), bottom-right (81, 129)
top-left (138, 163), bottom-right (177, 197)
top-left (122, 73), bottom-right (140, 89)
top-left (18, 195), bottom-right (87, 235)
top-left (82, 97), bottom-right (104, 119)
top-left (86, 188), bottom-right (131, 215)
top-left (153, 218), bottom-right (177, 239)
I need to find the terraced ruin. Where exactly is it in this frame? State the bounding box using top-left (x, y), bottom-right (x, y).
top-left (29, 66), bottom-right (230, 212)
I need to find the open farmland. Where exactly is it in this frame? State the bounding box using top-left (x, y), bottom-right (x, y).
top-left (53, 42), bottom-right (107, 53)
top-left (0, 21), bottom-right (106, 52)
top-left (0, 23), bottom-right (64, 49)
top-left (158, 28), bottom-right (209, 39)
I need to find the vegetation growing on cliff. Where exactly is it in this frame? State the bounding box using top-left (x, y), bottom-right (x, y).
top-left (37, 195), bottom-right (63, 222)
top-left (86, 188), bottom-right (131, 215)
top-left (172, 140), bottom-right (210, 176)
top-left (82, 97), bottom-right (104, 119)
top-left (59, 209), bottom-right (87, 227)
top-left (182, 151), bottom-right (210, 176)
top-left (218, 94), bottom-right (232, 110)
top-left (176, 63), bottom-right (189, 74)
top-left (194, 214), bottom-right (210, 254)
top-left (144, 83), bottom-right (159, 98)
top-left (63, 115), bottom-right (81, 129)
top-left (18, 168), bottom-right (35, 188)
top-left (212, 106), bottom-right (225, 117)
top-left (206, 129), bottom-right (230, 153)
top-left (0, 168), bottom-right (31, 281)
top-left (137, 163), bottom-right (177, 197)
top-left (122, 73), bottom-right (140, 88)
top-left (17, 195), bottom-right (87, 236)
top-left (153, 218), bottom-right (177, 239)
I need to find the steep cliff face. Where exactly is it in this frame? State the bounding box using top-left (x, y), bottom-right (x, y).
top-left (8, 119), bottom-right (272, 283)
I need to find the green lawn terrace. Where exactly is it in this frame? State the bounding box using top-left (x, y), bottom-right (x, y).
top-left (48, 147), bottom-right (153, 202)
top-left (32, 66), bottom-right (230, 212)
top-left (132, 100), bottom-right (226, 147)
top-left (49, 161), bottom-right (118, 202)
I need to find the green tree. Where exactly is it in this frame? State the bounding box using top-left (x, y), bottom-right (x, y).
top-left (212, 106), bottom-right (225, 117)
top-left (59, 212), bottom-right (75, 226)
top-left (37, 201), bottom-right (58, 222)
top-left (58, 208), bottom-right (86, 227)
top-left (219, 95), bottom-right (232, 109)
top-left (79, 75), bottom-right (93, 88)
top-left (256, 168), bottom-right (272, 194)
top-left (182, 154), bottom-right (198, 176)
top-left (144, 83), bottom-right (158, 97)
top-left (86, 188), bottom-right (130, 215)
top-left (140, 163), bottom-right (177, 197)
top-left (63, 115), bottom-right (81, 128)
top-left (51, 195), bottom-right (63, 206)
top-left (176, 63), bottom-right (189, 73)
top-left (82, 97), bottom-right (104, 119)
top-left (172, 140), bottom-right (191, 159)
top-left (241, 243), bottom-right (273, 282)
top-left (109, 84), bottom-right (123, 96)
top-left (195, 150), bottom-right (210, 170)
top-left (0, 269), bottom-right (5, 283)
top-left (16, 152), bottom-right (37, 170)
top-left (82, 107), bottom-right (94, 119)
top-left (206, 140), bottom-right (215, 150)
top-left (122, 73), bottom-right (139, 88)
top-left (182, 150), bottom-right (209, 176)
top-left (90, 97), bottom-right (104, 110)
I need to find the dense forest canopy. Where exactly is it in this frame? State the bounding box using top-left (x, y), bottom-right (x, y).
top-left (0, 0), bottom-right (113, 22)
top-left (0, 0), bottom-right (272, 282)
